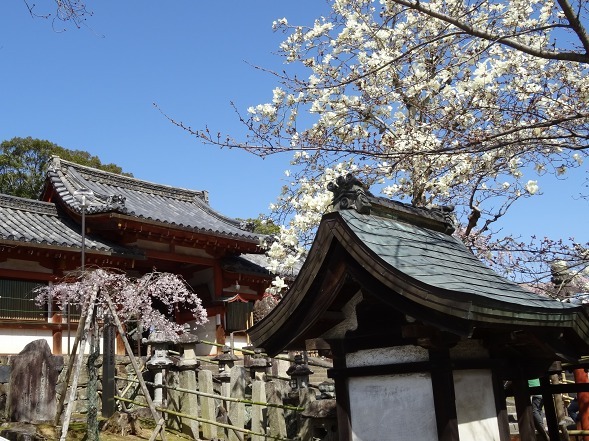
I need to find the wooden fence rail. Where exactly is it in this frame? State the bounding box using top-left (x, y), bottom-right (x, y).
top-left (114, 396), bottom-right (298, 441)
top-left (115, 376), bottom-right (305, 411)
top-left (110, 348), bottom-right (313, 441)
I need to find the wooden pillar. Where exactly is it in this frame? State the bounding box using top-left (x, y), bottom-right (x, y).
top-left (549, 374), bottom-right (570, 441)
top-left (115, 331), bottom-right (126, 355)
top-left (52, 329), bottom-right (63, 355)
top-left (51, 303), bottom-right (63, 355)
top-left (329, 341), bottom-right (352, 441)
top-left (429, 349), bottom-right (459, 441)
top-left (101, 314), bottom-right (117, 418)
top-left (541, 376), bottom-right (559, 441)
top-left (491, 370), bottom-right (511, 441)
top-left (574, 369), bottom-right (589, 440)
top-left (513, 378), bottom-right (536, 441)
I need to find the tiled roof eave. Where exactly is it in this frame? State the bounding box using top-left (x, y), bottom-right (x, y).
top-left (0, 237), bottom-right (130, 256)
top-left (102, 212), bottom-right (263, 245)
top-left (331, 212), bottom-right (581, 320)
top-left (0, 194), bottom-right (58, 216)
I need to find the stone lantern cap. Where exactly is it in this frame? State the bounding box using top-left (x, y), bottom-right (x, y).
top-left (144, 330), bottom-right (175, 346)
top-left (211, 345), bottom-right (240, 363)
top-left (250, 348), bottom-right (271, 369)
top-left (147, 354), bottom-right (175, 370)
top-left (318, 380), bottom-right (336, 399)
top-left (145, 330), bottom-right (175, 370)
top-left (178, 332), bottom-right (201, 345)
top-left (286, 354), bottom-right (314, 378)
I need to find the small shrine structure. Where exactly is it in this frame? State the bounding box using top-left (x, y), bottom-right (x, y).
top-left (0, 157), bottom-right (273, 354)
top-left (248, 174), bottom-right (589, 441)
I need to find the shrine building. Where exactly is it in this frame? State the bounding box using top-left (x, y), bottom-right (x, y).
top-left (0, 157), bottom-right (273, 355)
top-left (248, 174), bottom-right (589, 441)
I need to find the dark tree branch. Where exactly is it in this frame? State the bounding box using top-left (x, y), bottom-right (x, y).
top-left (390, 0), bottom-right (589, 63)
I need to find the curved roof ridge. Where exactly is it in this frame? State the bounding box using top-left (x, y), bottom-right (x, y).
top-left (45, 156), bottom-right (261, 243)
top-left (0, 193), bottom-right (57, 216)
top-left (49, 156), bottom-right (209, 203)
top-left (191, 194), bottom-right (247, 231)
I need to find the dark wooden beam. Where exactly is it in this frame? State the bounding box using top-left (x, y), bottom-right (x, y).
top-left (512, 378), bottom-right (536, 441)
top-left (541, 376), bottom-right (560, 441)
top-left (330, 341), bottom-right (353, 441)
top-left (492, 370), bottom-right (512, 441)
top-left (429, 349), bottom-right (459, 441)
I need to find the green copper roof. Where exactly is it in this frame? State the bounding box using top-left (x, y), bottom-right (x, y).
top-left (340, 209), bottom-right (573, 311)
top-left (249, 192), bottom-right (589, 356)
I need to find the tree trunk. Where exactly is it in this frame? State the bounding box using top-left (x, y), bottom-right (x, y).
top-left (86, 305), bottom-right (100, 441)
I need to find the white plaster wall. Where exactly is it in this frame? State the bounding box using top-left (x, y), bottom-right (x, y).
top-left (189, 319), bottom-right (218, 356)
top-left (0, 328), bottom-right (53, 354)
top-left (349, 373), bottom-right (438, 441)
top-left (229, 334), bottom-right (249, 350)
top-left (346, 347), bottom-right (436, 440)
top-left (454, 369), bottom-right (501, 441)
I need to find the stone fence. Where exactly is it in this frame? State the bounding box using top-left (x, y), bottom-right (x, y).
top-left (0, 339), bottom-right (337, 441)
top-left (0, 340), bottom-right (137, 422)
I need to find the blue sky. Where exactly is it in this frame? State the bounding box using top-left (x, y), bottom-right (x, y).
top-left (0, 1), bottom-right (586, 244)
top-left (0, 1), bottom-right (330, 216)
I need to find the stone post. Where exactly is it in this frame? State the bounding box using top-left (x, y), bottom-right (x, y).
top-left (228, 366), bottom-right (246, 441)
top-left (177, 332), bottom-right (201, 439)
top-left (267, 380), bottom-right (288, 439)
top-left (251, 377), bottom-right (267, 441)
top-left (198, 369), bottom-right (215, 440)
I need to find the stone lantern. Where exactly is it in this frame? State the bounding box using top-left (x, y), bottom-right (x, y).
top-left (318, 380), bottom-right (336, 399)
top-left (249, 348), bottom-right (271, 381)
top-left (177, 331), bottom-right (201, 371)
top-left (287, 354), bottom-right (313, 390)
top-left (145, 331), bottom-right (175, 408)
top-left (211, 345), bottom-right (240, 380)
top-left (212, 345), bottom-right (242, 412)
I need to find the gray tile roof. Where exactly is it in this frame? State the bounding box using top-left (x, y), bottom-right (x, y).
top-left (249, 205), bottom-right (589, 355)
top-left (340, 209), bottom-right (574, 311)
top-left (0, 193), bottom-right (130, 254)
top-left (46, 157), bottom-right (262, 243)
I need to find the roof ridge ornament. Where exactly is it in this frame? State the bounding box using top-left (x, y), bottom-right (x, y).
top-left (105, 194), bottom-right (126, 211)
top-left (327, 174), bottom-right (373, 214)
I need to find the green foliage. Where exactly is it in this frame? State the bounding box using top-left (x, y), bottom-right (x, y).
top-left (238, 217), bottom-right (281, 235)
top-left (0, 137), bottom-right (132, 198)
